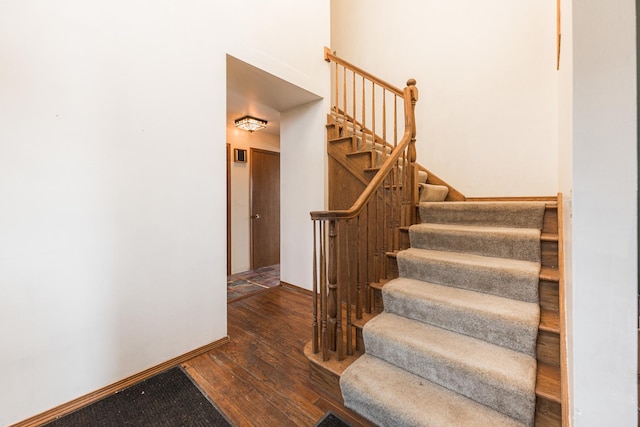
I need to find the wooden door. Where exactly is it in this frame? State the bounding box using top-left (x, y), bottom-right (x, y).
top-left (250, 148), bottom-right (280, 269)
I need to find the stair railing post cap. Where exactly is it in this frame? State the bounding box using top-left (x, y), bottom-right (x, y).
top-left (407, 79), bottom-right (417, 86)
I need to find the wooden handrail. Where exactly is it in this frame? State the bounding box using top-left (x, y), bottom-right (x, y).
top-left (324, 47), bottom-right (404, 97)
top-left (311, 80), bottom-right (418, 221)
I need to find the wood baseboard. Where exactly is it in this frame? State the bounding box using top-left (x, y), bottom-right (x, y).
top-left (280, 281), bottom-right (313, 296)
top-left (11, 337), bottom-right (230, 427)
top-left (465, 196), bottom-right (558, 202)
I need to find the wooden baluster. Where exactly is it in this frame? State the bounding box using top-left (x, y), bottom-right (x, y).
top-left (352, 70), bottom-right (356, 137)
top-left (390, 173), bottom-right (395, 263)
top-left (327, 220), bottom-right (338, 354)
top-left (374, 189), bottom-right (385, 286)
top-left (373, 187), bottom-right (379, 285)
top-left (393, 163), bottom-right (402, 251)
top-left (405, 150), bottom-right (411, 226)
top-left (345, 220), bottom-right (353, 357)
top-left (371, 81), bottom-right (376, 150)
top-left (389, 166), bottom-right (397, 253)
top-left (343, 66), bottom-right (347, 123)
top-left (334, 221), bottom-right (343, 360)
top-left (365, 202), bottom-right (373, 313)
top-left (390, 171), bottom-right (395, 255)
top-left (369, 195), bottom-right (375, 313)
top-left (312, 221), bottom-right (319, 354)
top-left (397, 162), bottom-right (403, 243)
top-left (361, 76), bottom-right (366, 136)
top-left (334, 64), bottom-right (344, 118)
top-left (381, 177), bottom-right (388, 280)
top-left (394, 95), bottom-right (398, 147)
top-left (382, 88), bottom-right (387, 145)
top-left (391, 168), bottom-right (397, 251)
top-left (320, 221), bottom-right (328, 361)
top-left (372, 189), bottom-right (379, 285)
top-left (356, 213), bottom-right (364, 319)
top-left (400, 151), bottom-right (408, 228)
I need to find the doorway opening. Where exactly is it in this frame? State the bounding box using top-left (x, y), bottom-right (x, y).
top-left (226, 147), bottom-right (281, 303)
top-left (225, 54), bottom-right (320, 302)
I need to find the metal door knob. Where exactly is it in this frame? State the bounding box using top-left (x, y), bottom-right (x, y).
top-left (251, 214), bottom-right (261, 219)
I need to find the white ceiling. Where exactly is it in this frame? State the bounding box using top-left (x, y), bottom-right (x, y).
top-left (226, 55), bottom-right (321, 136)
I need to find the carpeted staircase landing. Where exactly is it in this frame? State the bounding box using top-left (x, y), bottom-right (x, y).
top-left (340, 201), bottom-right (546, 427)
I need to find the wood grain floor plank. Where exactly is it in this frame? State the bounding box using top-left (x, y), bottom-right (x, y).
top-left (183, 287), bottom-right (371, 426)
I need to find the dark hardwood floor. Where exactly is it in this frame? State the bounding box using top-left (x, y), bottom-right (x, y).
top-left (182, 286), bottom-right (375, 427)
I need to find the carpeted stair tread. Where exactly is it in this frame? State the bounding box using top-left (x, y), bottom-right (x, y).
top-left (408, 223), bottom-right (541, 262)
top-left (419, 201), bottom-right (546, 229)
top-left (418, 183), bottom-right (449, 202)
top-left (382, 277), bottom-right (539, 355)
top-left (362, 312), bottom-right (536, 425)
top-left (341, 354), bottom-right (527, 427)
top-left (397, 247), bottom-right (540, 303)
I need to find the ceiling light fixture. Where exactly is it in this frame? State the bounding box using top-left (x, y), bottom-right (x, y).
top-left (234, 115), bottom-right (267, 132)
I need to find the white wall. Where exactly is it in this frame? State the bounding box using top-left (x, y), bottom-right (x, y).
top-left (569, 0), bottom-right (637, 424)
top-left (280, 100), bottom-right (329, 290)
top-left (557, 0), bottom-right (575, 422)
top-left (221, 4), bottom-right (331, 292)
top-left (0, 1), bottom-right (330, 425)
top-left (331, 0), bottom-right (559, 197)
top-left (227, 127), bottom-right (280, 274)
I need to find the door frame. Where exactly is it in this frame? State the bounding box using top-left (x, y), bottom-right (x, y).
top-left (227, 143), bottom-right (231, 275)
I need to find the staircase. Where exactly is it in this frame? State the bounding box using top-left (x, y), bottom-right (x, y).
top-left (341, 201), bottom-right (546, 426)
top-left (307, 48), bottom-right (566, 426)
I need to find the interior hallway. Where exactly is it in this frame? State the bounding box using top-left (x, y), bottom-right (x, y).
top-left (227, 264), bottom-right (281, 302)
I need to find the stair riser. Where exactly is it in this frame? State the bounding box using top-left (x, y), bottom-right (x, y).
top-left (409, 227), bottom-right (541, 263)
top-left (536, 396), bottom-right (562, 427)
top-left (399, 229), bottom-right (410, 250)
top-left (363, 329), bottom-right (536, 425)
top-left (397, 253), bottom-right (539, 303)
top-left (385, 256), bottom-right (399, 280)
top-left (537, 331), bottom-right (561, 367)
top-left (542, 207), bottom-right (558, 235)
top-left (540, 281), bottom-right (559, 313)
top-left (326, 123), bottom-right (339, 140)
top-left (541, 241), bottom-right (559, 268)
top-left (383, 291), bottom-right (538, 356)
top-left (346, 151), bottom-right (376, 169)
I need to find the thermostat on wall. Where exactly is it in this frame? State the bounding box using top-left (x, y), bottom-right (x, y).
top-left (234, 148), bottom-right (247, 163)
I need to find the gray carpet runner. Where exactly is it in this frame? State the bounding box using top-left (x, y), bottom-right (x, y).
top-left (340, 201), bottom-right (546, 427)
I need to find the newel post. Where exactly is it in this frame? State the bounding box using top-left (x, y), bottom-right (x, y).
top-left (404, 79), bottom-right (419, 224)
